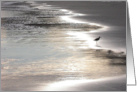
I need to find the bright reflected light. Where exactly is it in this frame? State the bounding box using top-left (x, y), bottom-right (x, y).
top-left (34, 6), bottom-right (46, 9)
top-left (66, 31), bottom-right (100, 49)
top-left (73, 13), bottom-right (85, 16)
top-left (60, 16), bottom-right (103, 28)
top-left (40, 79), bottom-right (91, 91)
top-left (60, 9), bottom-right (70, 12)
top-left (39, 75), bottom-right (126, 91)
top-left (89, 25), bottom-right (109, 33)
top-left (60, 16), bottom-right (87, 23)
top-left (60, 9), bottom-right (85, 16)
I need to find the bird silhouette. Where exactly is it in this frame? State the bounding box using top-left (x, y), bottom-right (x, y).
top-left (94, 36), bottom-right (101, 46)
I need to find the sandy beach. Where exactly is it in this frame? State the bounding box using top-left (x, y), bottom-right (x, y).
top-left (1, 1), bottom-right (126, 91)
top-left (40, 75), bottom-right (126, 91)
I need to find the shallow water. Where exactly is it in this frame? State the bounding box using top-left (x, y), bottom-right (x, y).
top-left (1, 1), bottom-right (126, 91)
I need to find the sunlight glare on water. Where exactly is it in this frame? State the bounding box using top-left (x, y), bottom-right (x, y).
top-left (66, 31), bottom-right (100, 49)
top-left (1, 1), bottom-right (126, 91)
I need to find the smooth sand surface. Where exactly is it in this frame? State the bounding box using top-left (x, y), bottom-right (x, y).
top-left (41, 75), bottom-right (126, 91)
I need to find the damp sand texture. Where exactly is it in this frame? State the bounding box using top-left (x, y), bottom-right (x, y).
top-left (1, 1), bottom-right (126, 91)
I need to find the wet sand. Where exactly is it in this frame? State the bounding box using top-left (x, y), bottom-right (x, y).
top-left (40, 75), bottom-right (126, 91)
top-left (1, 1), bottom-right (126, 91)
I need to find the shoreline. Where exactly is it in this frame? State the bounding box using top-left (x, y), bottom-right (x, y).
top-left (39, 75), bottom-right (126, 91)
top-left (1, 1), bottom-right (126, 91)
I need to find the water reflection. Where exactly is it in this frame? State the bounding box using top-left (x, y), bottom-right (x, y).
top-left (39, 75), bottom-right (126, 91)
top-left (1, 1), bottom-right (126, 91)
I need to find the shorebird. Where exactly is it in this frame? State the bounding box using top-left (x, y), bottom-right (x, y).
top-left (94, 36), bottom-right (101, 45)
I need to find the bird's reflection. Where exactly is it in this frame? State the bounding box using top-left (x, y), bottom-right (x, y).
top-left (94, 36), bottom-right (101, 46)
